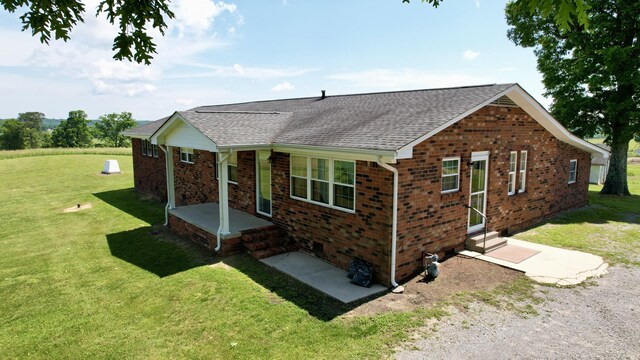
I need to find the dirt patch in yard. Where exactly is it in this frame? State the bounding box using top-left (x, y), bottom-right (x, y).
top-left (346, 256), bottom-right (522, 317)
top-left (63, 203), bottom-right (92, 212)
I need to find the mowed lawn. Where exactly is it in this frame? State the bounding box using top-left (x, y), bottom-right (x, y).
top-left (516, 164), bottom-right (640, 266)
top-left (0, 154), bottom-right (426, 359)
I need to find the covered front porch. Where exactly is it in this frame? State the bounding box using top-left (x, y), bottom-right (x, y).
top-left (169, 202), bottom-right (273, 240)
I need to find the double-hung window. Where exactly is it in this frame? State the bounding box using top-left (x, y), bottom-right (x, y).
top-left (441, 157), bottom-right (460, 193)
top-left (568, 159), bottom-right (577, 183)
top-left (152, 144), bottom-right (159, 158)
top-left (290, 156), bottom-right (308, 199)
top-left (508, 151), bottom-right (517, 195)
top-left (180, 147), bottom-right (194, 163)
top-left (228, 152), bottom-right (238, 183)
top-left (333, 160), bottom-right (355, 210)
top-left (141, 140), bottom-right (147, 156)
top-left (518, 151), bottom-right (527, 192)
top-left (290, 155), bottom-right (356, 212)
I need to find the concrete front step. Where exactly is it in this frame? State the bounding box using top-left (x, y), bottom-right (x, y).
top-left (249, 244), bottom-right (299, 260)
top-left (467, 231), bottom-right (500, 245)
top-left (466, 236), bottom-right (508, 253)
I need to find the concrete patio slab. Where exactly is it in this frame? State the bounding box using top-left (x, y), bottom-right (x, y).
top-left (459, 238), bottom-right (608, 286)
top-left (260, 251), bottom-right (387, 303)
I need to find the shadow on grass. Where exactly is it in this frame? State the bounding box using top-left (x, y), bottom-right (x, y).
top-left (93, 188), bottom-right (164, 224)
top-left (531, 191), bottom-right (640, 227)
top-left (106, 223), bottom-right (381, 320)
top-left (223, 254), bottom-right (387, 321)
top-left (107, 227), bottom-right (208, 278)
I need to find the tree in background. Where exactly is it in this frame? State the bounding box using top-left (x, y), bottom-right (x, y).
top-left (51, 110), bottom-right (92, 148)
top-left (94, 112), bottom-right (136, 147)
top-left (18, 112), bottom-right (44, 148)
top-left (0, 119), bottom-right (26, 150)
top-left (506, 0), bottom-right (639, 196)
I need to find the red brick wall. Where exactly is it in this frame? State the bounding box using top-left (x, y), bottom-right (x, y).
top-left (229, 151), bottom-right (257, 215)
top-left (268, 152), bottom-right (394, 285)
top-left (132, 138), bottom-right (167, 201)
top-left (173, 148), bottom-right (218, 206)
top-left (393, 105), bottom-right (591, 281)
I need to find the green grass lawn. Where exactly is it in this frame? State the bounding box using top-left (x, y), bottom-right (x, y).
top-left (515, 164), bottom-right (640, 266)
top-left (0, 153), bottom-right (434, 359)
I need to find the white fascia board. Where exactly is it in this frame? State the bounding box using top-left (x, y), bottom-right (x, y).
top-left (508, 86), bottom-right (610, 159)
top-left (123, 133), bottom-right (150, 139)
top-left (150, 112), bottom-right (218, 152)
top-left (396, 85), bottom-right (516, 157)
top-left (272, 144), bottom-right (397, 163)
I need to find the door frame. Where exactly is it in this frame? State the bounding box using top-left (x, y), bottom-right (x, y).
top-left (467, 151), bottom-right (490, 234)
top-left (255, 150), bottom-right (272, 217)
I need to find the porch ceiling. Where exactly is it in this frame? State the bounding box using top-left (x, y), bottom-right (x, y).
top-left (169, 203), bottom-right (273, 239)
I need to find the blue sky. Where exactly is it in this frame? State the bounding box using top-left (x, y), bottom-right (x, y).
top-left (0, 0), bottom-right (546, 120)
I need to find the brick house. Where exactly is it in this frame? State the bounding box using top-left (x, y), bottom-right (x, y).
top-left (123, 84), bottom-right (608, 287)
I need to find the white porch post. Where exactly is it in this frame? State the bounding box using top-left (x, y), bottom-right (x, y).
top-left (166, 145), bottom-right (175, 209)
top-left (217, 151), bottom-right (231, 236)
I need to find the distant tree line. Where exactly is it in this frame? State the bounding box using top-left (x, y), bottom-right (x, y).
top-left (0, 111), bottom-right (136, 150)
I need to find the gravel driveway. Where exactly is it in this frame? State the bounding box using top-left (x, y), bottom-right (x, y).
top-left (397, 266), bottom-right (640, 360)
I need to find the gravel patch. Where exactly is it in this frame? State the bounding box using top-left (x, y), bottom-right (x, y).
top-left (397, 266), bottom-right (640, 360)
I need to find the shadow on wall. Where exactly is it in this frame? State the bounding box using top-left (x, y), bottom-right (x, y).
top-left (93, 188), bottom-right (164, 224)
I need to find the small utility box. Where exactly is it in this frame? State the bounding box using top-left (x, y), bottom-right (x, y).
top-left (102, 160), bottom-right (121, 175)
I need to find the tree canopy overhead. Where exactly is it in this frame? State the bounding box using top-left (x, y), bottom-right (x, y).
top-left (506, 0), bottom-right (640, 196)
top-left (405, 0), bottom-right (590, 30)
top-left (1, 0), bottom-right (174, 64)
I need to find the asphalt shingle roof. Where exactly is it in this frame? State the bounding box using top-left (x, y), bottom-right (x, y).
top-left (126, 84), bottom-right (516, 152)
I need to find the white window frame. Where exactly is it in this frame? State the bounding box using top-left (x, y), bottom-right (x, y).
top-left (568, 159), bottom-right (578, 184)
top-left (508, 151), bottom-right (517, 195)
top-left (333, 159), bottom-right (356, 211)
top-left (141, 139), bottom-right (147, 156)
top-left (441, 157), bottom-right (461, 194)
top-left (152, 144), bottom-right (158, 158)
top-left (180, 147), bottom-right (194, 164)
top-left (216, 152), bottom-right (239, 184)
top-left (289, 155), bottom-right (356, 213)
top-left (518, 150), bottom-right (527, 192)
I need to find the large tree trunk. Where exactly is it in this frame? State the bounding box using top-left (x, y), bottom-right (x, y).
top-left (601, 133), bottom-right (631, 196)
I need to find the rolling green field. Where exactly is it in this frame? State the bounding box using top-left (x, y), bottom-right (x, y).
top-left (588, 138), bottom-right (640, 157)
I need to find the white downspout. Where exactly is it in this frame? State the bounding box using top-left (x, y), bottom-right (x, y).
top-left (215, 150), bottom-right (232, 251)
top-left (159, 144), bottom-right (171, 226)
top-left (377, 157), bottom-right (401, 290)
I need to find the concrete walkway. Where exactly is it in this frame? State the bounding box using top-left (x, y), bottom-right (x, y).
top-left (260, 251), bottom-right (387, 303)
top-left (169, 203), bottom-right (273, 238)
top-left (459, 238), bottom-right (609, 286)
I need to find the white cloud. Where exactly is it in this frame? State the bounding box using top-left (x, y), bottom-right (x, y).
top-left (463, 50), bottom-right (480, 60)
top-left (271, 81), bottom-right (294, 92)
top-left (174, 98), bottom-right (195, 106)
top-left (170, 64), bottom-right (317, 80)
top-left (499, 67), bottom-right (515, 72)
top-left (171, 0), bottom-right (237, 36)
top-left (328, 69), bottom-right (490, 90)
top-left (475, 0), bottom-right (480, 7)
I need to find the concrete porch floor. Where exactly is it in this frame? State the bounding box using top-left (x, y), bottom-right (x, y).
top-left (260, 251), bottom-right (388, 303)
top-left (169, 203), bottom-right (274, 238)
top-left (459, 238), bottom-right (609, 286)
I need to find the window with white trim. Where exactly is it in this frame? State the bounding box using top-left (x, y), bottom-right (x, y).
top-left (180, 147), bottom-right (194, 163)
top-left (152, 144), bottom-right (158, 158)
top-left (289, 155), bottom-right (356, 212)
top-left (290, 156), bottom-right (308, 199)
top-left (333, 160), bottom-right (355, 210)
top-left (441, 157), bottom-right (460, 193)
top-left (568, 159), bottom-right (577, 183)
top-left (508, 151), bottom-right (517, 195)
top-left (141, 140), bottom-right (147, 156)
top-left (228, 152), bottom-right (238, 183)
top-left (518, 150), bottom-right (527, 192)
